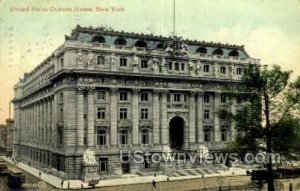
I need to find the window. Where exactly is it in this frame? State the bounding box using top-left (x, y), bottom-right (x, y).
top-left (236, 68), bottom-right (242, 75)
top-left (175, 62), bottom-right (179, 71)
top-left (236, 96), bottom-right (242, 104)
top-left (141, 92), bottom-right (148, 101)
top-left (120, 92), bottom-right (128, 101)
top-left (167, 94), bottom-right (171, 102)
top-left (120, 108), bottom-right (128, 119)
top-left (60, 58), bottom-right (64, 68)
top-left (141, 129), bottom-right (149, 144)
top-left (203, 65), bottom-right (210, 73)
top-left (204, 126), bottom-right (212, 142)
top-left (204, 94), bottom-right (210, 103)
top-left (220, 66), bottom-right (226, 74)
top-left (141, 108), bottom-right (149, 120)
top-left (221, 95), bottom-right (226, 103)
top-left (97, 56), bottom-right (105, 65)
top-left (144, 156), bottom-right (151, 169)
top-left (60, 92), bottom-right (64, 103)
top-left (221, 127), bottom-right (229, 142)
top-left (168, 62), bottom-right (173, 70)
top-left (120, 58), bottom-right (127, 67)
top-left (181, 63), bottom-right (185, 71)
top-left (99, 158), bottom-right (109, 172)
top-left (204, 109), bottom-right (210, 119)
top-left (97, 108), bottom-right (106, 119)
top-left (120, 130), bottom-right (128, 145)
top-left (141, 59), bottom-right (148, 68)
top-left (97, 129), bottom-right (106, 145)
top-left (174, 94), bottom-right (181, 102)
top-left (97, 91), bottom-right (106, 100)
top-left (59, 106), bottom-right (63, 122)
top-left (58, 128), bottom-right (63, 145)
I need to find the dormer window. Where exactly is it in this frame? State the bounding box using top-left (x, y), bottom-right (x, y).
top-left (114, 37), bottom-right (127, 46)
top-left (212, 48), bottom-right (223, 55)
top-left (135, 40), bottom-right (147, 48)
top-left (92, 36), bottom-right (105, 43)
top-left (196, 47), bottom-right (207, 54)
top-left (229, 50), bottom-right (239, 57)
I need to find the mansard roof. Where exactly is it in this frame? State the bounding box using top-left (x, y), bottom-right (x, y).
top-left (67, 25), bottom-right (249, 58)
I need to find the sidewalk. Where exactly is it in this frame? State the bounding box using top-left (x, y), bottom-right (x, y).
top-left (1, 156), bottom-right (246, 190)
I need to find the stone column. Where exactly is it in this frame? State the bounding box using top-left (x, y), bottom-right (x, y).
top-left (48, 98), bottom-right (52, 144)
top-left (44, 99), bottom-right (47, 144)
top-left (188, 91), bottom-right (196, 147)
top-left (161, 90), bottom-right (169, 145)
top-left (152, 90), bottom-right (160, 144)
top-left (87, 87), bottom-right (95, 147)
top-left (132, 88), bottom-right (139, 145)
top-left (214, 92), bottom-right (221, 142)
top-left (53, 94), bottom-right (58, 147)
top-left (231, 99), bottom-right (237, 141)
top-left (197, 91), bottom-right (204, 143)
top-left (76, 87), bottom-right (84, 147)
top-left (37, 102), bottom-right (40, 143)
top-left (110, 88), bottom-right (118, 146)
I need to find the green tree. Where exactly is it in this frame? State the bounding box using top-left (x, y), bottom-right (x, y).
top-left (225, 64), bottom-right (300, 191)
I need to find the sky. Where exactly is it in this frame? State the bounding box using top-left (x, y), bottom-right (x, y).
top-left (0, 0), bottom-right (300, 124)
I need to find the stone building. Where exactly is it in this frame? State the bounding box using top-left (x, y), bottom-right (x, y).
top-left (0, 118), bottom-right (14, 155)
top-left (12, 25), bottom-right (259, 179)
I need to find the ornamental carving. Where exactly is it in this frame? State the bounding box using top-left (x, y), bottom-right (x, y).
top-left (86, 52), bottom-right (94, 66)
top-left (78, 51), bottom-right (83, 65)
top-left (165, 36), bottom-right (188, 56)
top-left (83, 148), bottom-right (97, 165)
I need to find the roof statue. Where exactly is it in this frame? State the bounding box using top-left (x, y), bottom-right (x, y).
top-left (165, 36), bottom-right (189, 56)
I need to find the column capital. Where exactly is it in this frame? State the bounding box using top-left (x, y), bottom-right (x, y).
top-left (77, 86), bottom-right (85, 94)
top-left (132, 88), bottom-right (140, 95)
top-left (153, 89), bottom-right (161, 95)
top-left (189, 90), bottom-right (197, 96)
top-left (87, 86), bottom-right (95, 94)
top-left (197, 91), bottom-right (203, 96)
top-left (110, 87), bottom-right (118, 94)
top-left (161, 89), bottom-right (169, 95)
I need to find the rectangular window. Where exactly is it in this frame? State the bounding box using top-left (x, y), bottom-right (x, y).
top-left (144, 156), bottom-right (151, 169)
top-left (120, 108), bottom-right (128, 119)
top-left (236, 68), bottom-right (242, 75)
top-left (168, 62), bottom-right (173, 70)
top-left (175, 62), bottom-right (179, 71)
top-left (59, 106), bottom-right (63, 122)
top-left (204, 109), bottom-right (210, 119)
top-left (203, 65), bottom-right (210, 73)
top-left (120, 92), bottom-right (128, 101)
top-left (204, 126), bottom-right (212, 142)
top-left (141, 108), bottom-right (149, 120)
top-left (220, 66), bottom-right (226, 74)
top-left (99, 158), bottom-right (109, 172)
top-left (221, 95), bottom-right (226, 103)
top-left (141, 59), bottom-right (148, 68)
top-left (181, 63), bottom-right (185, 71)
top-left (97, 91), bottom-right (106, 100)
top-left (167, 94), bottom-right (171, 102)
top-left (97, 56), bottom-right (105, 65)
top-left (204, 94), bottom-right (210, 103)
top-left (174, 93), bottom-right (181, 102)
top-left (60, 58), bottom-right (64, 68)
top-left (120, 130), bottom-right (128, 145)
top-left (221, 128), bottom-right (228, 142)
top-left (120, 58), bottom-right (127, 67)
top-left (97, 108), bottom-right (106, 119)
top-left (141, 129), bottom-right (149, 144)
top-left (97, 129), bottom-right (106, 145)
top-left (141, 92), bottom-right (148, 101)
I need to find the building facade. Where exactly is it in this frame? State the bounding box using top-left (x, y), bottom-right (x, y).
top-left (12, 25), bottom-right (259, 179)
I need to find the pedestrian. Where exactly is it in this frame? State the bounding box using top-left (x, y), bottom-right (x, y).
top-left (39, 171), bottom-right (42, 178)
top-left (152, 179), bottom-right (156, 188)
top-left (61, 180), bottom-right (64, 188)
top-left (68, 181), bottom-right (70, 189)
top-left (81, 183), bottom-right (83, 189)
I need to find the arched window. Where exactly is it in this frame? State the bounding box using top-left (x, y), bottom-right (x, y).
top-left (196, 47), bottom-right (207, 54)
top-left (114, 37), bottom-right (127, 46)
top-left (91, 36), bottom-right (105, 43)
top-left (157, 42), bottom-right (164, 49)
top-left (135, 40), bottom-right (147, 48)
top-left (212, 48), bottom-right (223, 55)
top-left (229, 50), bottom-right (239, 57)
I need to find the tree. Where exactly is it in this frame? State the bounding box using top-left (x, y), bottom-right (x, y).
top-left (225, 64), bottom-right (300, 191)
